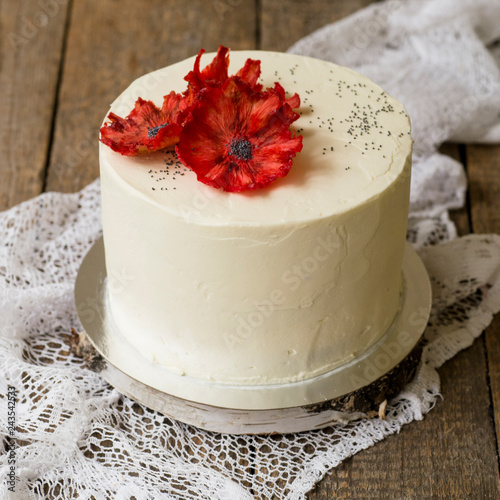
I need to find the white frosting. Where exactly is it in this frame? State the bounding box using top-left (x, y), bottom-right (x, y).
top-left (100, 51), bottom-right (412, 385)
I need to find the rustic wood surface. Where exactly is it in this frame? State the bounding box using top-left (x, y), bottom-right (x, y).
top-left (1, 0), bottom-right (499, 498)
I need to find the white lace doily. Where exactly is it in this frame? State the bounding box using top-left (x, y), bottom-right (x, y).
top-left (2, 0), bottom-right (500, 498)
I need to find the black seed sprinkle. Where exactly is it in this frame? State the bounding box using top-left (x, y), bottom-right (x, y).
top-left (230, 138), bottom-right (253, 160)
top-left (147, 123), bottom-right (168, 138)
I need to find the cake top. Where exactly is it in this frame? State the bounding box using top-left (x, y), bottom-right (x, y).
top-left (100, 51), bottom-right (412, 226)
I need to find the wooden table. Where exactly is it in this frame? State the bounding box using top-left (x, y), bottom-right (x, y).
top-left (2, 1), bottom-right (499, 497)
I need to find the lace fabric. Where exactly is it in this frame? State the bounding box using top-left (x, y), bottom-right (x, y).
top-left (2, 0), bottom-right (500, 498)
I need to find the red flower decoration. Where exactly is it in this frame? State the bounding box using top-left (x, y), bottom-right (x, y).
top-left (99, 91), bottom-right (187, 156)
top-left (184, 45), bottom-right (263, 94)
top-left (100, 46), bottom-right (304, 191)
top-left (176, 78), bottom-right (303, 192)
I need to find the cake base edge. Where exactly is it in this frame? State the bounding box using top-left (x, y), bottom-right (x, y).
top-left (69, 328), bottom-right (424, 434)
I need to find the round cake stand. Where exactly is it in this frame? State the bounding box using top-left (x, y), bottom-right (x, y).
top-left (75, 238), bottom-right (431, 434)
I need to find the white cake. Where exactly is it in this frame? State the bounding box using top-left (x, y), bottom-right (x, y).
top-left (100, 51), bottom-right (412, 385)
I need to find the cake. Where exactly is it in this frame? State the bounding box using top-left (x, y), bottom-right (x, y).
top-left (99, 50), bottom-right (412, 386)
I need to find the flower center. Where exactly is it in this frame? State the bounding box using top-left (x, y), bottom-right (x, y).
top-left (147, 123), bottom-right (168, 138)
top-left (229, 138), bottom-right (253, 160)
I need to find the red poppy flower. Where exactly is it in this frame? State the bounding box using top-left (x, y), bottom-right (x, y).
top-left (99, 91), bottom-right (187, 156)
top-left (184, 45), bottom-right (263, 94)
top-left (176, 78), bottom-right (303, 192)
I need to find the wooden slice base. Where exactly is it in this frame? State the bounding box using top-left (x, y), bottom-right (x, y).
top-left (69, 328), bottom-right (424, 433)
top-left (304, 336), bottom-right (424, 418)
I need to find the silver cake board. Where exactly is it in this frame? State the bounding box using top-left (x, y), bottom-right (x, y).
top-left (74, 238), bottom-right (431, 434)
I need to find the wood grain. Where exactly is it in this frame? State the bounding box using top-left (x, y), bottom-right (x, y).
top-left (44, 0), bottom-right (257, 195)
top-left (0, 0), bottom-right (70, 211)
top-left (467, 144), bottom-right (500, 233)
top-left (260, 0), bottom-right (375, 51)
top-left (467, 143), bottom-right (500, 461)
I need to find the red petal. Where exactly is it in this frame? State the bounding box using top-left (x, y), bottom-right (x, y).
top-left (183, 49), bottom-right (205, 91)
top-left (201, 45), bottom-right (230, 83)
top-left (235, 58), bottom-right (263, 91)
top-left (270, 82), bottom-right (300, 109)
top-left (184, 46), bottom-right (230, 92)
top-left (251, 136), bottom-right (303, 180)
top-left (176, 85), bottom-right (236, 174)
top-left (285, 93), bottom-right (300, 109)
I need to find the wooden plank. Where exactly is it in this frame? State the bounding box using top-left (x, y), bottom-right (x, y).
top-left (467, 144), bottom-right (500, 234)
top-left (467, 143), bottom-right (500, 460)
top-left (260, 0), bottom-right (375, 52)
top-left (44, 0), bottom-right (257, 194)
top-left (309, 142), bottom-right (500, 498)
top-left (0, 0), bottom-right (69, 211)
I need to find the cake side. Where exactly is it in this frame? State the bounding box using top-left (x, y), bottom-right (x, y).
top-left (100, 51), bottom-right (412, 385)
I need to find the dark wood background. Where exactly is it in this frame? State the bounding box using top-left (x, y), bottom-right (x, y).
top-left (1, 0), bottom-right (499, 497)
